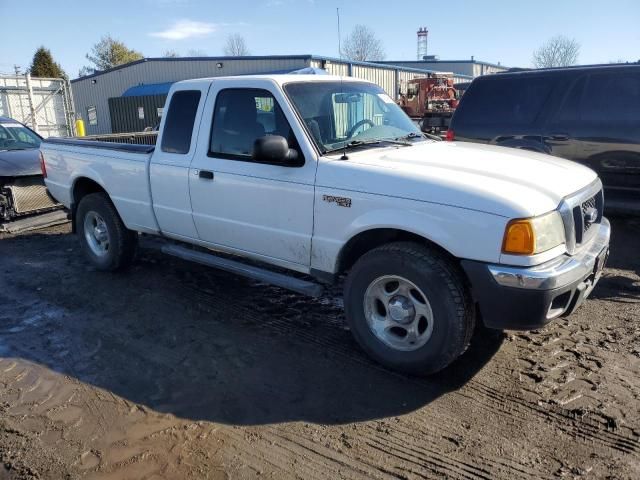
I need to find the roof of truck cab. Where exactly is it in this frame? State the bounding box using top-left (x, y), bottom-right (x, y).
top-left (174, 74), bottom-right (371, 87)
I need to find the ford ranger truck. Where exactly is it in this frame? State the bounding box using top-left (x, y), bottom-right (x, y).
top-left (41, 75), bottom-right (610, 375)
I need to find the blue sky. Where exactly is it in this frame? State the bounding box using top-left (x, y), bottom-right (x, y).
top-left (1, 0), bottom-right (638, 78)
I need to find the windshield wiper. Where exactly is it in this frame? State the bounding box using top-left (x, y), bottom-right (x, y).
top-left (325, 138), bottom-right (411, 154)
top-left (395, 132), bottom-right (427, 141)
top-left (395, 131), bottom-right (441, 142)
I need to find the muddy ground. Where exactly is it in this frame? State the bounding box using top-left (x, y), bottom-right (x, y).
top-left (0, 217), bottom-right (638, 479)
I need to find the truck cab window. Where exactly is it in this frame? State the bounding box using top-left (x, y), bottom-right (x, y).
top-left (210, 88), bottom-right (300, 163)
top-left (161, 90), bottom-right (201, 154)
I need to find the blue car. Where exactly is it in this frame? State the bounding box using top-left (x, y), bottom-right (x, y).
top-left (0, 116), bottom-right (60, 223)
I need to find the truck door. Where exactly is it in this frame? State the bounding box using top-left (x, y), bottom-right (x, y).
top-left (150, 83), bottom-right (210, 238)
top-left (188, 80), bottom-right (317, 271)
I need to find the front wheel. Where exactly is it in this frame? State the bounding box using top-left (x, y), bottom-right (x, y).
top-left (344, 242), bottom-right (475, 375)
top-left (76, 193), bottom-right (137, 271)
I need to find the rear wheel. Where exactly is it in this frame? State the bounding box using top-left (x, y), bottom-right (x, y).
top-left (76, 193), bottom-right (137, 271)
top-left (344, 242), bottom-right (475, 375)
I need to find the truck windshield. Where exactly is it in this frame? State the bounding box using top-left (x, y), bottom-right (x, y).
top-left (0, 122), bottom-right (42, 151)
top-left (284, 81), bottom-right (423, 153)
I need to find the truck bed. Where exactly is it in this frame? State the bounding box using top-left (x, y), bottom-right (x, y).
top-left (44, 137), bottom-right (155, 154)
top-left (41, 137), bottom-right (158, 234)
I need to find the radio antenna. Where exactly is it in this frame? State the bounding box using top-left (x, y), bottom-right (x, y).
top-left (337, 7), bottom-right (348, 160)
top-left (336, 7), bottom-right (342, 59)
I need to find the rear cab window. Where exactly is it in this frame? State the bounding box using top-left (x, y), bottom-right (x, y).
top-left (161, 90), bottom-right (201, 154)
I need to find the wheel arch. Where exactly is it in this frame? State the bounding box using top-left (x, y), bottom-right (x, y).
top-left (336, 227), bottom-right (459, 275)
top-left (70, 176), bottom-right (110, 233)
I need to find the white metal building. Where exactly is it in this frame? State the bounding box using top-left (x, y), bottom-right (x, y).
top-left (379, 58), bottom-right (509, 78)
top-left (0, 75), bottom-right (75, 138)
top-left (70, 55), bottom-right (472, 135)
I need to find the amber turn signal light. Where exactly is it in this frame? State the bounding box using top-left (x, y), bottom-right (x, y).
top-left (502, 219), bottom-right (535, 255)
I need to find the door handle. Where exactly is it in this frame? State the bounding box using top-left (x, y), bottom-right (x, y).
top-left (199, 170), bottom-right (214, 180)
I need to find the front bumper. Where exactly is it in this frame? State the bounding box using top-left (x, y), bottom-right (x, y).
top-left (461, 218), bottom-right (610, 330)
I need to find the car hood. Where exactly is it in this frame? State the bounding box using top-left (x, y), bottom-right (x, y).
top-left (0, 148), bottom-right (41, 177)
top-left (317, 141), bottom-right (598, 218)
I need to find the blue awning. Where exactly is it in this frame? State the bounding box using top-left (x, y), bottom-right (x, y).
top-left (122, 82), bottom-right (174, 97)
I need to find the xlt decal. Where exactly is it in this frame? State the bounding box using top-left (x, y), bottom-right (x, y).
top-left (322, 194), bottom-right (352, 208)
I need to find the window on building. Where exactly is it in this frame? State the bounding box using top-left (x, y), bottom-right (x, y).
top-left (87, 106), bottom-right (97, 125)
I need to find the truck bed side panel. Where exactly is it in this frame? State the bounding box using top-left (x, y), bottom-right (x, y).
top-left (42, 143), bottom-right (159, 234)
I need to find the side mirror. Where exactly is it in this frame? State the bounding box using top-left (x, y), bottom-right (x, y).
top-left (252, 135), bottom-right (298, 164)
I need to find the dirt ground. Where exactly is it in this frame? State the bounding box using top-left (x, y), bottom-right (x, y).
top-left (0, 217), bottom-right (638, 480)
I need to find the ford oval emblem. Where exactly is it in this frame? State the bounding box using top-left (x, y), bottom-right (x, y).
top-left (584, 207), bottom-right (598, 225)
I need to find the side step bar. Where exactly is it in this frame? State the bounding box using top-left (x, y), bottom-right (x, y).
top-left (162, 244), bottom-right (324, 297)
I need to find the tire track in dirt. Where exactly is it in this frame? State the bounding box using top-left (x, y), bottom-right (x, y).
top-left (2, 226), bottom-right (640, 479)
top-left (174, 275), bottom-right (640, 460)
top-left (465, 380), bottom-right (639, 455)
top-left (166, 280), bottom-right (576, 478)
top-left (223, 427), bottom-right (384, 480)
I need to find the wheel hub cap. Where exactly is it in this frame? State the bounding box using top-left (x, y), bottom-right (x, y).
top-left (83, 211), bottom-right (110, 257)
top-left (388, 295), bottom-right (415, 324)
top-left (363, 275), bottom-right (434, 352)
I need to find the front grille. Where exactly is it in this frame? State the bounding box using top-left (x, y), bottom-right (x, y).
top-left (559, 180), bottom-right (604, 255)
top-left (581, 195), bottom-right (597, 235)
top-left (572, 190), bottom-right (603, 246)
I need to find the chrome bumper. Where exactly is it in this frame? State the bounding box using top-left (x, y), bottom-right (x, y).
top-left (489, 218), bottom-right (610, 290)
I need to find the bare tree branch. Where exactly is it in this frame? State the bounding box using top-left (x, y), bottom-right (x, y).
top-left (342, 25), bottom-right (385, 62)
top-left (532, 35), bottom-right (580, 68)
top-left (224, 34), bottom-right (250, 56)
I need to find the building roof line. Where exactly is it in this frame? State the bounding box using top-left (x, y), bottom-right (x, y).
top-left (381, 59), bottom-right (507, 69)
top-left (71, 55), bottom-right (316, 83)
top-left (71, 54), bottom-right (473, 83)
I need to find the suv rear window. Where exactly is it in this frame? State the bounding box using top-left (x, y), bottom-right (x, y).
top-left (456, 75), bottom-right (554, 126)
top-left (582, 72), bottom-right (640, 124)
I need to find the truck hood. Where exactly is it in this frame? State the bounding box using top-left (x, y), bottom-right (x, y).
top-left (318, 141), bottom-right (598, 218)
top-left (0, 148), bottom-right (41, 178)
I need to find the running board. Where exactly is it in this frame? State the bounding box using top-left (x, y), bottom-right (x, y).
top-left (161, 244), bottom-right (324, 297)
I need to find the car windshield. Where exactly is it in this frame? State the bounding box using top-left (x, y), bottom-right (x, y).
top-left (284, 81), bottom-right (424, 153)
top-left (0, 122), bottom-right (42, 151)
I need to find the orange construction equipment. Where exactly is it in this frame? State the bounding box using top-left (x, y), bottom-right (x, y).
top-left (398, 74), bottom-right (459, 133)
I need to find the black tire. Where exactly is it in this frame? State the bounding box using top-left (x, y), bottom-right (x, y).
top-left (76, 192), bottom-right (137, 271)
top-left (344, 242), bottom-right (475, 375)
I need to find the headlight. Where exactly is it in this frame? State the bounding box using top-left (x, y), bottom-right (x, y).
top-left (502, 211), bottom-right (565, 255)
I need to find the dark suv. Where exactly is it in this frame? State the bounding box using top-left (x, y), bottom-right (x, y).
top-left (448, 64), bottom-right (640, 213)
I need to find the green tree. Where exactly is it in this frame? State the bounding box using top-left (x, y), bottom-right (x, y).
top-left (81, 35), bottom-right (143, 75)
top-left (29, 47), bottom-right (67, 79)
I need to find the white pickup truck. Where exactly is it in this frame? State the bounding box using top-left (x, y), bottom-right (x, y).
top-left (41, 75), bottom-right (610, 374)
